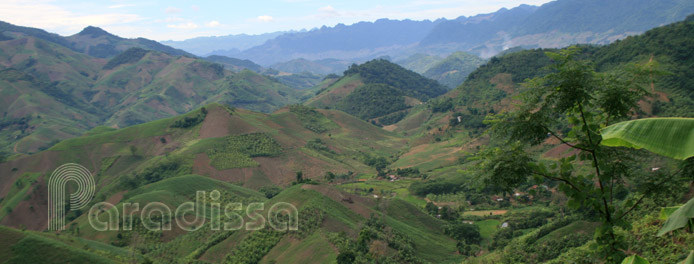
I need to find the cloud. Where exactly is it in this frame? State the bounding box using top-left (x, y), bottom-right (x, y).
top-left (318, 5), bottom-right (340, 18)
top-left (108, 4), bottom-right (136, 9)
top-left (191, 5), bottom-right (200, 11)
top-left (206, 21), bottom-right (220, 27)
top-left (0, 0), bottom-right (143, 35)
top-left (167, 22), bottom-right (199, 29)
top-left (165, 6), bottom-right (181, 14)
top-left (256, 15), bottom-right (274, 22)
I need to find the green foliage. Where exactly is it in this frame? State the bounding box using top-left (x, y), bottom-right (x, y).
top-left (289, 105), bottom-right (333, 133)
top-left (621, 255), bottom-right (650, 264)
top-left (657, 197), bottom-right (694, 236)
top-left (408, 178), bottom-right (464, 196)
top-left (102, 47), bottom-right (148, 70)
top-left (306, 138), bottom-right (334, 154)
top-left (444, 223), bottom-right (482, 245)
top-left (207, 151), bottom-right (257, 169)
top-left (502, 208), bottom-right (555, 230)
top-left (336, 83), bottom-right (409, 120)
top-left (205, 133), bottom-right (282, 170)
top-left (225, 228), bottom-right (284, 264)
top-left (478, 142), bottom-right (534, 194)
top-left (484, 46), bottom-right (667, 263)
top-left (119, 157), bottom-right (189, 189)
top-left (343, 59), bottom-right (447, 101)
top-left (330, 214), bottom-right (422, 263)
top-left (258, 186), bottom-right (282, 199)
top-left (171, 107), bottom-right (207, 128)
top-left (601, 118), bottom-right (694, 160)
top-left (378, 111), bottom-right (408, 126)
top-left (226, 133), bottom-right (282, 157)
top-left (428, 97), bottom-right (454, 113)
top-left (362, 154), bottom-right (389, 171)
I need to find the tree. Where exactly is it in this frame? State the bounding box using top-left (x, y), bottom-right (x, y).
top-left (483, 46), bottom-right (668, 262)
top-left (295, 171), bottom-right (304, 183)
top-left (445, 222), bottom-right (482, 245)
top-left (129, 145), bottom-right (138, 156)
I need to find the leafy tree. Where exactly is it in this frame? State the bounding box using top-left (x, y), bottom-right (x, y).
top-left (483, 46), bottom-right (668, 262)
top-left (295, 171), bottom-right (304, 184)
top-left (445, 222), bottom-right (482, 245)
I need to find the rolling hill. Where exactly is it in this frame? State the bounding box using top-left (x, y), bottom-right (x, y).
top-left (0, 31), bottom-right (302, 154)
top-left (0, 103), bottom-right (468, 263)
top-left (0, 21), bottom-right (194, 58)
top-left (306, 59), bottom-right (448, 125)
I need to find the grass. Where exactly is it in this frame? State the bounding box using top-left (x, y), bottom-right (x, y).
top-left (536, 221), bottom-right (600, 243)
top-left (382, 199), bottom-right (462, 263)
top-left (475, 219), bottom-right (500, 246)
top-left (0, 172), bottom-right (41, 220)
top-left (260, 231), bottom-right (337, 264)
top-left (463, 210), bottom-right (508, 216)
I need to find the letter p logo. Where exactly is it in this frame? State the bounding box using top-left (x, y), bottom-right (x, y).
top-left (48, 163), bottom-right (95, 231)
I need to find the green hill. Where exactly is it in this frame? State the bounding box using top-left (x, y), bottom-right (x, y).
top-left (0, 36), bottom-right (301, 154)
top-left (307, 59), bottom-right (448, 125)
top-left (422, 51), bottom-right (486, 89)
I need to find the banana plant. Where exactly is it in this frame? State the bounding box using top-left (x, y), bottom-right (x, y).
top-left (601, 117), bottom-right (694, 160)
top-left (602, 118), bottom-right (694, 263)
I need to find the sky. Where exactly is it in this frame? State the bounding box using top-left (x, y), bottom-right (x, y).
top-left (0, 0), bottom-right (555, 41)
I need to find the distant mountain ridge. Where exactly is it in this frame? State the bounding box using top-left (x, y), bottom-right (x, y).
top-left (161, 31), bottom-right (288, 56)
top-left (0, 21), bottom-right (194, 58)
top-left (167, 0), bottom-right (694, 66)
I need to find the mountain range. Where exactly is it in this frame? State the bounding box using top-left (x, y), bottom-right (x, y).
top-left (0, 26), bottom-right (305, 154)
top-left (165, 0), bottom-right (694, 66)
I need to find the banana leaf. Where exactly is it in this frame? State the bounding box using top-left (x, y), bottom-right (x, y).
top-left (621, 255), bottom-right (650, 264)
top-left (681, 251), bottom-right (694, 264)
top-left (657, 197), bottom-right (694, 236)
top-left (601, 118), bottom-right (694, 160)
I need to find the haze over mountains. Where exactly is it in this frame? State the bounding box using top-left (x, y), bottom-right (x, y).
top-left (164, 0), bottom-right (694, 67)
top-left (1, 0), bottom-right (694, 263)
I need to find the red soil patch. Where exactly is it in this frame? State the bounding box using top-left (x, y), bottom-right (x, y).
top-left (105, 190), bottom-right (127, 205)
top-left (227, 115), bottom-right (260, 135)
top-left (1, 175), bottom-right (49, 230)
top-left (543, 144), bottom-right (580, 159)
top-left (199, 107), bottom-right (232, 139)
top-left (0, 151), bottom-right (60, 199)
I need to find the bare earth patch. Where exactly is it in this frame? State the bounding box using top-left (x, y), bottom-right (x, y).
top-left (199, 107), bottom-right (232, 139)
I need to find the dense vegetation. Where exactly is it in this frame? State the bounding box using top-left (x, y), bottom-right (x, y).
top-left (289, 105), bottom-right (334, 133)
top-left (343, 59), bottom-right (447, 101)
top-left (337, 84), bottom-right (409, 120)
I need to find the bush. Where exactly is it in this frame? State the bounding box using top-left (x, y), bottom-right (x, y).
top-left (445, 223), bottom-right (482, 245)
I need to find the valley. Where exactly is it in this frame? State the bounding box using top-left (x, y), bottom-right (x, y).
top-left (0, 1), bottom-right (693, 263)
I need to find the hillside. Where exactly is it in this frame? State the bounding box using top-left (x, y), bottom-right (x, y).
top-left (307, 59), bottom-right (448, 125)
top-left (269, 58), bottom-right (351, 75)
top-left (0, 35), bottom-right (301, 154)
top-left (422, 52), bottom-right (486, 89)
top-left (1, 7), bottom-right (694, 264)
top-left (0, 103), bottom-right (469, 263)
top-left (203, 55), bottom-right (263, 72)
